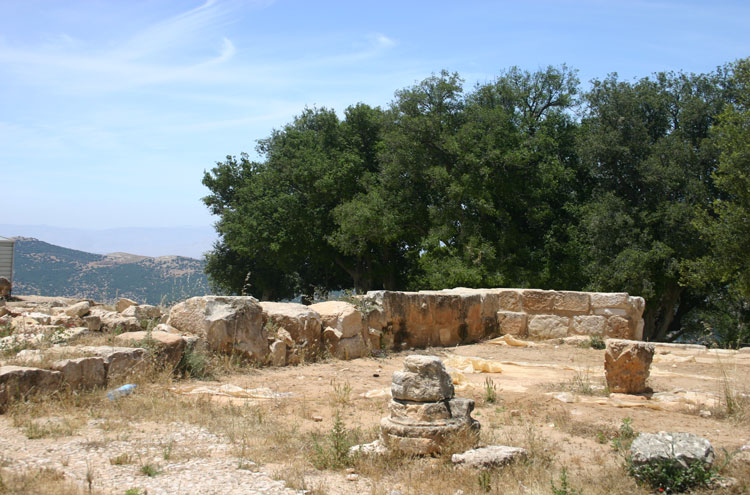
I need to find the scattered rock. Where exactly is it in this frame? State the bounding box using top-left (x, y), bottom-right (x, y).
top-left (115, 298), bottom-right (138, 313)
top-left (349, 440), bottom-right (387, 456)
top-left (605, 339), bottom-right (654, 394)
top-left (64, 301), bottom-right (91, 318)
top-left (312, 415), bottom-right (323, 422)
top-left (630, 432), bottom-right (714, 470)
top-left (451, 445), bottom-right (527, 468)
top-left (121, 304), bottom-right (162, 320)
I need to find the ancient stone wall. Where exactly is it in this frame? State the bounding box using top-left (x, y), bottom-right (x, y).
top-left (363, 288), bottom-right (645, 350)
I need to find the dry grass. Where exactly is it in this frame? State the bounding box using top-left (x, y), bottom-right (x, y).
top-left (0, 468), bottom-right (91, 495)
top-left (2, 345), bottom-right (748, 495)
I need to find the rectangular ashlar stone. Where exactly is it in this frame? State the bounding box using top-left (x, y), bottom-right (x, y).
top-left (590, 293), bottom-right (630, 309)
top-left (521, 290), bottom-right (557, 312)
top-left (496, 290), bottom-right (522, 312)
top-left (593, 308), bottom-right (629, 317)
top-left (553, 292), bottom-right (590, 313)
top-left (496, 311), bottom-right (527, 336)
top-left (571, 315), bottom-right (607, 335)
top-left (528, 315), bottom-right (570, 338)
top-left (606, 316), bottom-right (632, 339)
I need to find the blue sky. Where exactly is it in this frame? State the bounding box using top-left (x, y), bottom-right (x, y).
top-left (2, 0), bottom-right (749, 237)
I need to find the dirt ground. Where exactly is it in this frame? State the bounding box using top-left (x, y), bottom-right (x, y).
top-left (1, 339), bottom-right (749, 495)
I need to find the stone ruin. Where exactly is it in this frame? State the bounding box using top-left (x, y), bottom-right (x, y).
top-left (381, 355), bottom-right (480, 455)
top-left (604, 339), bottom-right (655, 394)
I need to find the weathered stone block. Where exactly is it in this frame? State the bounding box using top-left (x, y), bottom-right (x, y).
top-left (114, 331), bottom-right (186, 368)
top-left (497, 290), bottom-right (522, 312)
top-left (115, 298), bottom-right (138, 313)
top-left (496, 311), bottom-right (527, 336)
top-left (0, 366), bottom-right (63, 412)
top-left (392, 370), bottom-right (454, 402)
top-left (553, 292), bottom-right (590, 313)
top-left (605, 339), bottom-right (654, 394)
top-left (590, 293), bottom-right (630, 309)
top-left (607, 316), bottom-right (632, 339)
top-left (168, 296), bottom-right (268, 361)
top-left (51, 357), bottom-right (106, 389)
top-left (572, 315), bottom-right (607, 335)
top-left (521, 290), bottom-right (556, 312)
top-left (389, 399), bottom-right (451, 423)
top-left (452, 445), bottom-right (527, 468)
top-left (65, 301), bottom-right (91, 318)
top-left (528, 315), bottom-right (570, 338)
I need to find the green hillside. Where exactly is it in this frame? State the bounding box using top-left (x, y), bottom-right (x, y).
top-left (12, 238), bottom-right (210, 305)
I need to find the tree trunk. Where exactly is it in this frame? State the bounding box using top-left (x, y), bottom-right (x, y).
top-left (643, 284), bottom-right (684, 341)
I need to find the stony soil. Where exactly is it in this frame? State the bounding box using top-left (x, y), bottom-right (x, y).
top-left (1, 336), bottom-right (748, 495)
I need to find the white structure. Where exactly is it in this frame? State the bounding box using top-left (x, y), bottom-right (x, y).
top-left (0, 236), bottom-right (15, 286)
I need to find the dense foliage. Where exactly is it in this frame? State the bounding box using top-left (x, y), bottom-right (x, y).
top-left (203, 59), bottom-right (750, 345)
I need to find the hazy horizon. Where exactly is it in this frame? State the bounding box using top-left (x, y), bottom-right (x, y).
top-left (0, 224), bottom-right (216, 259)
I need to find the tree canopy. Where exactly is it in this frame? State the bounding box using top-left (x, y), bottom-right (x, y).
top-left (203, 59), bottom-right (750, 346)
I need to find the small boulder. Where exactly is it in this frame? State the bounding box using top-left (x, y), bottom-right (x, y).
top-left (64, 301), bottom-right (91, 318)
top-left (630, 432), bottom-right (714, 470)
top-left (121, 304), bottom-right (162, 320)
top-left (451, 445), bottom-right (527, 468)
top-left (115, 298), bottom-right (138, 313)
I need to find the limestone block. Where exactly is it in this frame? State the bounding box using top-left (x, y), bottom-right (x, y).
top-left (322, 326), bottom-right (368, 360)
top-left (590, 293), bottom-right (630, 310)
top-left (607, 316), bottom-right (632, 339)
top-left (64, 301), bottom-right (91, 318)
top-left (553, 292), bottom-right (590, 313)
top-left (79, 315), bottom-right (100, 332)
top-left (497, 290), bottom-right (522, 312)
top-left (51, 357), bottom-right (106, 389)
top-left (572, 315), bottom-right (607, 336)
top-left (496, 311), bottom-right (527, 336)
top-left (389, 399), bottom-right (451, 423)
top-left (380, 416), bottom-right (479, 455)
top-left (521, 290), bottom-right (556, 312)
top-left (528, 315), bottom-right (570, 338)
top-left (392, 370), bottom-right (454, 402)
top-left (593, 308), bottom-right (629, 317)
top-left (114, 331), bottom-right (186, 368)
top-left (121, 304), bottom-right (162, 320)
top-left (452, 445), bottom-right (527, 468)
top-left (79, 346), bottom-right (148, 380)
top-left (604, 339), bottom-right (654, 394)
top-left (0, 366), bottom-right (63, 412)
top-left (446, 397), bottom-right (475, 422)
top-left (268, 340), bottom-right (287, 367)
top-left (630, 432), bottom-right (714, 469)
top-left (308, 301), bottom-right (362, 339)
top-left (403, 355), bottom-right (449, 376)
top-left (260, 301), bottom-right (323, 349)
top-left (115, 298), bottom-right (138, 313)
top-left (167, 296), bottom-right (268, 361)
top-left (0, 277), bottom-right (10, 298)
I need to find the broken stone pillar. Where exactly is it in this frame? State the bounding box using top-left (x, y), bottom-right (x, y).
top-left (604, 339), bottom-right (654, 394)
top-left (380, 355), bottom-right (480, 455)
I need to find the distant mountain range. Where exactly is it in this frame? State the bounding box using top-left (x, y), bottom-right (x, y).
top-left (11, 238), bottom-right (211, 305)
top-left (0, 224), bottom-right (216, 259)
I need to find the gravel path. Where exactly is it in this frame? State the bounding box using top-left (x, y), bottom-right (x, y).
top-left (0, 417), bottom-right (301, 495)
